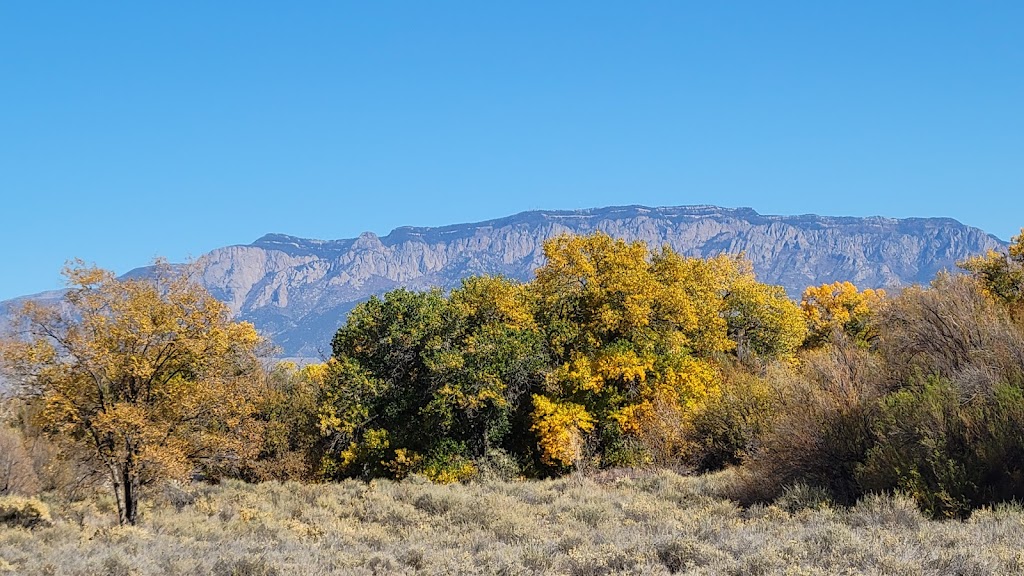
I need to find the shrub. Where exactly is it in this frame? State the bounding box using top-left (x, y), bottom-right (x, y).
top-left (847, 492), bottom-right (922, 529)
top-left (0, 426), bottom-right (39, 496)
top-left (859, 275), bottom-right (1024, 517)
top-left (859, 376), bottom-right (1024, 518)
top-left (421, 440), bottom-right (478, 484)
top-left (774, 483), bottom-right (833, 513)
top-left (474, 448), bottom-right (521, 482)
top-left (875, 273), bottom-right (1024, 387)
top-left (690, 363), bottom-right (775, 471)
top-left (736, 344), bottom-right (886, 504)
top-left (0, 495), bottom-right (51, 528)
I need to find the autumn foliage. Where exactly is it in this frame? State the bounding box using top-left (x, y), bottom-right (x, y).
top-left (317, 233), bottom-right (806, 479)
top-left (1, 261), bottom-right (267, 524)
top-left (4, 229), bottom-right (1024, 524)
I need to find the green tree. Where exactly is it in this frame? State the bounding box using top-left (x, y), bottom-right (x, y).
top-left (719, 259), bottom-right (807, 363)
top-left (320, 279), bottom-right (546, 481)
top-left (860, 376), bottom-right (1024, 518)
top-left (0, 261), bottom-right (266, 525)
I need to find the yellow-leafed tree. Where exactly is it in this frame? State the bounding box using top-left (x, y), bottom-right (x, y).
top-left (531, 233), bottom-right (801, 467)
top-left (801, 281), bottom-right (885, 348)
top-left (0, 260), bottom-right (266, 525)
top-left (959, 229), bottom-right (1024, 309)
top-left (718, 258), bottom-right (808, 363)
top-left (530, 395), bottom-right (595, 467)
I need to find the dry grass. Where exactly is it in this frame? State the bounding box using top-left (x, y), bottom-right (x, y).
top-left (1, 469), bottom-right (1023, 575)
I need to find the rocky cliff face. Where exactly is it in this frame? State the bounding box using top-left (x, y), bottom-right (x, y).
top-left (2, 206), bottom-right (1007, 357)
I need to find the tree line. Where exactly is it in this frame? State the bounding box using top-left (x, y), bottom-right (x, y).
top-left (1, 231), bottom-right (1023, 524)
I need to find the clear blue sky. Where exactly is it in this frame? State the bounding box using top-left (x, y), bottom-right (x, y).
top-left (2, 2), bottom-right (1022, 300)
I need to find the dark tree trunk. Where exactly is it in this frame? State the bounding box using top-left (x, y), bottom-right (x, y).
top-left (111, 461), bottom-right (140, 526)
top-left (122, 466), bottom-right (138, 525)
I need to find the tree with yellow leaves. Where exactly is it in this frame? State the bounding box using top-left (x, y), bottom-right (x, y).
top-left (0, 261), bottom-right (266, 525)
top-left (959, 229), bottom-right (1024, 308)
top-left (530, 395), bottom-right (595, 467)
top-left (718, 257), bottom-right (808, 363)
top-left (801, 281), bottom-right (885, 348)
top-left (532, 233), bottom-right (802, 467)
top-left (320, 232), bottom-right (811, 476)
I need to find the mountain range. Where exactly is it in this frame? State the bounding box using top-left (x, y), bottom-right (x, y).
top-left (1, 205), bottom-right (1007, 358)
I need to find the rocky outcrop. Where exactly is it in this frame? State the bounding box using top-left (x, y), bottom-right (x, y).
top-left (2, 206), bottom-right (1007, 357)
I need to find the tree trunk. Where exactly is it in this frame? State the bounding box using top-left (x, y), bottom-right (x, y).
top-left (122, 465), bottom-right (138, 525)
top-left (110, 465), bottom-right (126, 525)
top-left (111, 462), bottom-right (140, 526)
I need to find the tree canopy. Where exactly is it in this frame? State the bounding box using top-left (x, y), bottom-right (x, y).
top-left (318, 233), bottom-right (807, 478)
top-left (960, 229), bottom-right (1024, 307)
top-left (0, 261), bottom-right (266, 525)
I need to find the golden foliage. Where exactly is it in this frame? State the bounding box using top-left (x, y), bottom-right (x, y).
top-left (531, 233), bottom-right (805, 467)
top-left (0, 260), bottom-right (266, 524)
top-left (530, 395), bottom-right (595, 468)
top-left (723, 269), bottom-right (808, 363)
top-left (801, 281), bottom-right (885, 347)
top-left (611, 356), bottom-right (722, 463)
top-left (959, 229), bottom-right (1024, 307)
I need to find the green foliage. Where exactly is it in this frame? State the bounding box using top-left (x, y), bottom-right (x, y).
top-left (721, 265), bottom-right (808, 363)
top-left (420, 439), bottom-right (478, 484)
top-left (959, 228), bottom-right (1024, 306)
top-left (690, 363), bottom-right (775, 471)
top-left (860, 376), bottom-right (1024, 518)
top-left (320, 279), bottom-right (546, 480)
top-left (319, 232), bottom-right (808, 478)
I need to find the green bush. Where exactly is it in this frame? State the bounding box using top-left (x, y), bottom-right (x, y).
top-left (421, 440), bottom-right (478, 484)
top-left (474, 448), bottom-right (522, 482)
top-left (0, 495), bottom-right (52, 528)
top-left (859, 376), bottom-right (1024, 518)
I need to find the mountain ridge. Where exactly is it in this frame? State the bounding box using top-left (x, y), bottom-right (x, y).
top-left (2, 205), bottom-right (1007, 357)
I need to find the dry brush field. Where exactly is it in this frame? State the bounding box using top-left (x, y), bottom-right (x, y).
top-left (2, 469), bottom-right (1023, 576)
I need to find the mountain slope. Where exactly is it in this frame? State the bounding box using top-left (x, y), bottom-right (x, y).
top-left (193, 205), bottom-right (1004, 356)
top-left (2, 206), bottom-right (1006, 357)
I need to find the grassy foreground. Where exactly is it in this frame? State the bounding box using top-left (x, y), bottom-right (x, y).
top-left (2, 470), bottom-right (1023, 576)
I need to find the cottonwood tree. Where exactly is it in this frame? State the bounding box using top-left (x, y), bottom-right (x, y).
top-left (532, 233), bottom-right (805, 468)
top-left (960, 229), bottom-right (1024, 309)
top-left (801, 281), bottom-right (885, 348)
top-left (0, 260), bottom-right (266, 525)
top-left (320, 278), bottom-right (547, 482)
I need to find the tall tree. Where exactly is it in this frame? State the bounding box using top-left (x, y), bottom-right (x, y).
top-left (0, 260), bottom-right (266, 525)
top-left (320, 279), bottom-right (546, 481)
top-left (530, 233), bottom-right (796, 468)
